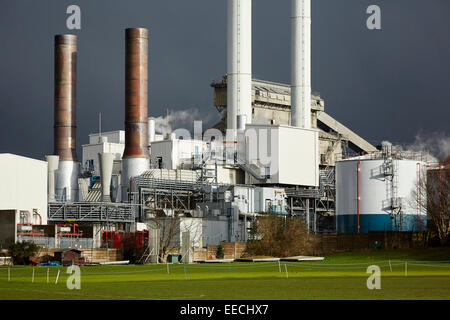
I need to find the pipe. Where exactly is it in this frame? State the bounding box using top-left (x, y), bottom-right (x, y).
top-left (417, 162), bottom-right (422, 230)
top-left (291, 0), bottom-right (311, 128)
top-left (33, 209), bottom-right (42, 225)
top-left (357, 161), bottom-right (360, 233)
top-left (227, 0), bottom-right (252, 131)
top-left (21, 211), bottom-right (32, 225)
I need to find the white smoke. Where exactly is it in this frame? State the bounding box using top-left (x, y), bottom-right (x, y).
top-left (150, 108), bottom-right (218, 137)
top-left (403, 131), bottom-right (450, 162)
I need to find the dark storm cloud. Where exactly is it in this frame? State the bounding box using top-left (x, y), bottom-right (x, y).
top-left (0, 0), bottom-right (449, 160)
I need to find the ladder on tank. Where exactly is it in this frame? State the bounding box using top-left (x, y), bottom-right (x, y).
top-left (384, 159), bottom-right (402, 230)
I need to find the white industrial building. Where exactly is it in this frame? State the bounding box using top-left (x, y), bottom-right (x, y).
top-left (244, 124), bottom-right (319, 186)
top-left (150, 138), bottom-right (206, 170)
top-left (0, 154), bottom-right (48, 247)
top-left (82, 131), bottom-right (125, 175)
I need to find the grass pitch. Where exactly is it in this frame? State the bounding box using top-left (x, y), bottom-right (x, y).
top-left (0, 249), bottom-right (449, 300)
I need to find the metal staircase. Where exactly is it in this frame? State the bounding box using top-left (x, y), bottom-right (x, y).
top-left (319, 167), bottom-right (335, 191)
top-left (234, 155), bottom-right (268, 181)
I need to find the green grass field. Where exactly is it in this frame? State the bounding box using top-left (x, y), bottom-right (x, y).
top-left (1, 248), bottom-right (449, 300)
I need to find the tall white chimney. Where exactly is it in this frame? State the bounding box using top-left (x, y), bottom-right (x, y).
top-left (227, 0), bottom-right (252, 131)
top-left (291, 0), bottom-right (311, 129)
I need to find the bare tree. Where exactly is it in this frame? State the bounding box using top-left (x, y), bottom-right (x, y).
top-left (146, 210), bottom-right (180, 263)
top-left (411, 159), bottom-right (450, 245)
top-left (147, 210), bottom-right (203, 263)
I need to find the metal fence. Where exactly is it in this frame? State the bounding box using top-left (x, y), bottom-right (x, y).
top-left (16, 236), bottom-right (94, 249)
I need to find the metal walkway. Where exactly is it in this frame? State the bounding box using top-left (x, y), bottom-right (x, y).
top-left (48, 202), bottom-right (138, 223)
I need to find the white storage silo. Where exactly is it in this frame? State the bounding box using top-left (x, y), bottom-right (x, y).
top-left (336, 156), bottom-right (427, 233)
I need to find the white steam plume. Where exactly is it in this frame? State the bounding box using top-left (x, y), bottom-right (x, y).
top-left (404, 131), bottom-right (450, 161)
top-left (150, 108), bottom-right (219, 138)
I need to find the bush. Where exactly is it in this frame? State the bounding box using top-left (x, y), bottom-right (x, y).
top-left (8, 241), bottom-right (40, 265)
top-left (216, 245), bottom-right (225, 259)
top-left (123, 247), bottom-right (147, 264)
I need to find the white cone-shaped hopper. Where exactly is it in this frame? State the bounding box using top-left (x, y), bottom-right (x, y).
top-left (99, 153), bottom-right (114, 202)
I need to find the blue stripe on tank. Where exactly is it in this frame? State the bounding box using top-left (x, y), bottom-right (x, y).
top-left (337, 214), bottom-right (427, 233)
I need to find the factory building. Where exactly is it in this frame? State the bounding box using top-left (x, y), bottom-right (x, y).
top-left (0, 0), bottom-right (437, 257)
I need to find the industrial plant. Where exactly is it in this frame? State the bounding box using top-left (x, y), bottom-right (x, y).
top-left (0, 0), bottom-right (438, 262)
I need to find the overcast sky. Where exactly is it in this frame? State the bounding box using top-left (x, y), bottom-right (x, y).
top-left (0, 0), bottom-right (449, 160)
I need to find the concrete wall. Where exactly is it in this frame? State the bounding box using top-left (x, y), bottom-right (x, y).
top-left (0, 154), bottom-right (47, 224)
top-left (216, 165), bottom-right (244, 185)
top-left (201, 218), bottom-right (229, 246)
top-left (318, 133), bottom-right (343, 166)
top-left (0, 210), bottom-right (16, 248)
top-left (194, 242), bottom-right (247, 261)
top-left (38, 248), bottom-right (123, 263)
top-left (253, 107), bottom-right (291, 126)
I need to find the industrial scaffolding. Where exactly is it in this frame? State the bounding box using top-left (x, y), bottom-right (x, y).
top-left (48, 202), bottom-right (138, 223)
top-left (133, 175), bottom-right (228, 221)
top-left (285, 167), bottom-right (336, 233)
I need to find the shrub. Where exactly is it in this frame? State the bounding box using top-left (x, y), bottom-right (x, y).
top-left (123, 247), bottom-right (147, 264)
top-left (8, 241), bottom-right (40, 265)
top-left (216, 245), bottom-right (225, 259)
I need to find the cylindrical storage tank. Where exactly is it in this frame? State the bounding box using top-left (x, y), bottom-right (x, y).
top-left (336, 158), bottom-right (427, 233)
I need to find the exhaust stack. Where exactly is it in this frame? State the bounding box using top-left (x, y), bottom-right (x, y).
top-left (227, 0), bottom-right (252, 131)
top-left (54, 34), bottom-right (80, 201)
top-left (291, 0), bottom-right (311, 129)
top-left (121, 28), bottom-right (150, 201)
top-left (99, 153), bottom-right (114, 202)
